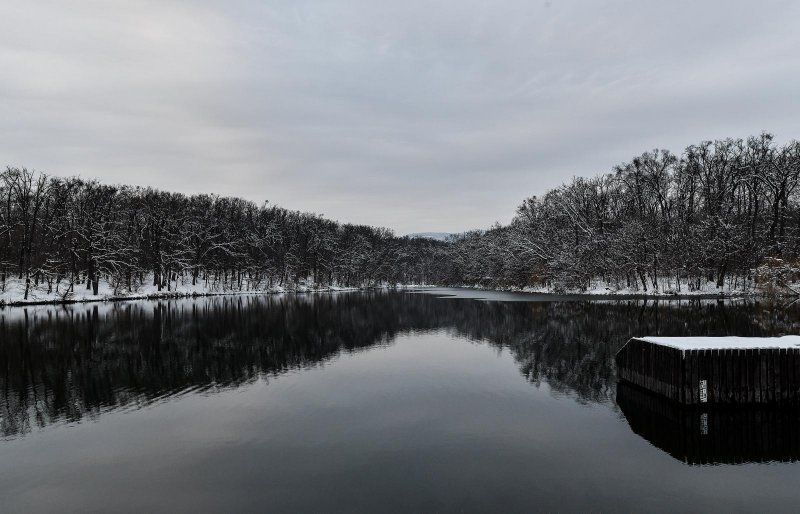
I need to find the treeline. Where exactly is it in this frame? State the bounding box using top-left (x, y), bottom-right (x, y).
top-left (441, 133), bottom-right (800, 292)
top-left (3, 132), bottom-right (799, 298)
top-left (0, 168), bottom-right (442, 299)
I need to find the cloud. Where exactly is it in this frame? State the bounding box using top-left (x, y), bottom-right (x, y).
top-left (1, 0), bottom-right (799, 233)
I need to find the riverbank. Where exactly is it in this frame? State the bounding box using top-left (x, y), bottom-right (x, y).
top-left (449, 281), bottom-right (761, 299)
top-left (0, 276), bottom-right (777, 308)
top-left (0, 278), bottom-right (436, 307)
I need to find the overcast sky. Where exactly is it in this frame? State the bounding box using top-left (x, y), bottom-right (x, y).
top-left (2, 1), bottom-right (799, 234)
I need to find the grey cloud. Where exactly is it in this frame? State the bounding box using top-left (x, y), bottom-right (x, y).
top-left (1, 0), bottom-right (799, 233)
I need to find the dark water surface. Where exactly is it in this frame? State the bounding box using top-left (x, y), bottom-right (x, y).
top-left (2, 288), bottom-right (800, 512)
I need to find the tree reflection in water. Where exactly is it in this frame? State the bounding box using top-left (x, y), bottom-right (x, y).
top-left (1, 292), bottom-right (798, 438)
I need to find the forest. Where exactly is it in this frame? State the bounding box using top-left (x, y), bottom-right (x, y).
top-left (0, 168), bottom-right (443, 300)
top-left (444, 132), bottom-right (800, 293)
top-left (1, 132), bottom-right (799, 301)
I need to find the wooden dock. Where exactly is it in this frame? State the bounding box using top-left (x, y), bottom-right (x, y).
top-left (615, 336), bottom-right (800, 405)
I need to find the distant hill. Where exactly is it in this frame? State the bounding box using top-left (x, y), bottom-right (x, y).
top-left (406, 232), bottom-right (453, 242)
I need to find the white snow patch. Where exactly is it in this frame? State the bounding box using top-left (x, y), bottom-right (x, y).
top-left (638, 336), bottom-right (800, 350)
top-left (468, 277), bottom-right (757, 297)
top-left (0, 276), bottom-right (435, 307)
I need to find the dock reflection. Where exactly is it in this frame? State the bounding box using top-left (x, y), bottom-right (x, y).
top-left (617, 382), bottom-right (800, 465)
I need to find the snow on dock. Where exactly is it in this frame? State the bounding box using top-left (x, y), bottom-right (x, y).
top-left (637, 336), bottom-right (800, 351)
top-left (616, 336), bottom-right (800, 405)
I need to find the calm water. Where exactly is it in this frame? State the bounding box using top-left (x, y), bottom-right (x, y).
top-left (2, 289), bottom-right (800, 512)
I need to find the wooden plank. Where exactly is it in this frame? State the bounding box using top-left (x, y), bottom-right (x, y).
top-left (704, 348), bottom-right (711, 403)
top-left (662, 345), bottom-right (668, 398)
top-left (736, 348), bottom-right (744, 403)
top-left (725, 349), bottom-right (738, 403)
top-left (659, 345), bottom-right (665, 397)
top-left (690, 350), bottom-right (699, 405)
top-left (780, 348), bottom-right (788, 404)
top-left (773, 348), bottom-right (780, 403)
top-left (784, 348), bottom-right (791, 403)
top-left (673, 348), bottom-right (681, 402)
top-left (739, 348), bottom-right (747, 403)
top-left (698, 349), bottom-right (707, 405)
top-left (754, 349), bottom-right (759, 403)
top-left (708, 350), bottom-right (722, 403)
top-left (723, 348), bottom-right (736, 404)
top-left (751, 349), bottom-right (760, 403)
top-left (709, 349), bottom-right (717, 403)
top-left (640, 340), bottom-right (646, 389)
top-left (663, 346), bottom-right (670, 398)
top-left (761, 349), bottom-right (775, 403)
top-left (770, 349), bottom-right (778, 403)
top-left (719, 349), bottom-right (725, 403)
top-left (775, 348), bottom-right (781, 403)
top-left (738, 349), bottom-right (745, 404)
top-left (711, 348), bottom-right (720, 403)
top-left (760, 349), bottom-right (767, 403)
top-left (650, 343), bottom-right (656, 394)
top-left (762, 348), bottom-right (769, 403)
top-left (682, 350), bottom-right (690, 403)
top-left (702, 349), bottom-right (708, 404)
top-left (659, 345), bottom-right (665, 398)
top-left (741, 349), bottom-right (748, 403)
top-left (754, 348), bottom-right (762, 403)
top-left (686, 350), bottom-right (693, 405)
top-left (719, 348), bottom-right (726, 402)
top-left (724, 349), bottom-right (732, 404)
top-left (649, 342), bottom-right (655, 392)
top-left (652, 343), bottom-right (657, 394)
top-left (794, 349), bottom-right (800, 403)
top-left (782, 348), bottom-right (788, 403)
top-left (784, 348), bottom-right (792, 403)
top-left (765, 348), bottom-right (774, 403)
top-left (654, 344), bottom-right (661, 396)
top-left (666, 347), bottom-right (673, 400)
top-left (792, 349), bottom-right (799, 403)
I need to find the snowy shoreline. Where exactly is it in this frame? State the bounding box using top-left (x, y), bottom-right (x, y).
top-left (0, 279), bottom-right (437, 308)
top-left (450, 280), bottom-right (762, 299)
top-left (0, 277), bottom-right (772, 308)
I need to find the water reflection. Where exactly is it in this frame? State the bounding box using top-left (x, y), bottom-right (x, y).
top-left (617, 382), bottom-right (800, 464)
top-left (1, 292), bottom-right (799, 438)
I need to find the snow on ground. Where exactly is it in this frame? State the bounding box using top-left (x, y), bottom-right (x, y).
top-left (514, 277), bottom-right (756, 297)
top-left (0, 273), bottom-right (767, 308)
top-left (0, 277), bottom-right (435, 307)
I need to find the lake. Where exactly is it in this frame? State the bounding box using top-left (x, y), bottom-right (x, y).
top-left (2, 288), bottom-right (800, 512)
